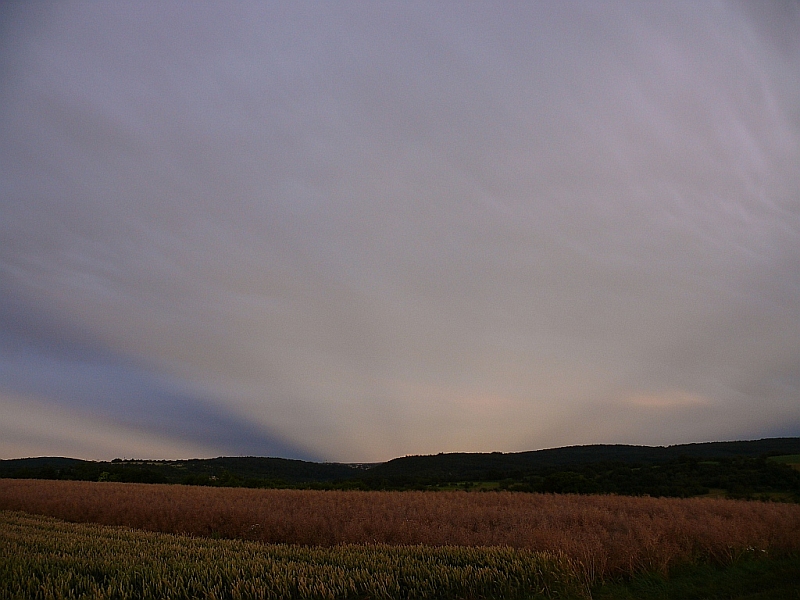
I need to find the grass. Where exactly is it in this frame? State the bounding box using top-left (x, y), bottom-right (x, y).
top-left (769, 455), bottom-right (800, 472)
top-left (592, 552), bottom-right (800, 599)
top-left (3, 511), bottom-right (799, 599)
top-left (768, 455), bottom-right (800, 464)
top-left (0, 511), bottom-right (587, 599)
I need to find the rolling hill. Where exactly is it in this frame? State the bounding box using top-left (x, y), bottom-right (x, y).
top-left (3, 437), bottom-right (800, 500)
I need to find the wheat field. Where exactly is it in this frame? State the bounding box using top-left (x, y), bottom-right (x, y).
top-left (0, 511), bottom-right (587, 599)
top-left (2, 479), bottom-right (799, 581)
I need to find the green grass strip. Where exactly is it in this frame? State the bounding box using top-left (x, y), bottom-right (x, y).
top-left (592, 552), bottom-right (800, 599)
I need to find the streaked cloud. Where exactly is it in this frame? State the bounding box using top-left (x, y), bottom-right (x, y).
top-left (0, 392), bottom-right (207, 460)
top-left (626, 391), bottom-right (711, 409)
top-left (1, 1), bottom-right (798, 460)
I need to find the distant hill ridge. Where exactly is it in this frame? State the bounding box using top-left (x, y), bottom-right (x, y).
top-left (2, 437), bottom-right (800, 485)
top-left (368, 438), bottom-right (800, 480)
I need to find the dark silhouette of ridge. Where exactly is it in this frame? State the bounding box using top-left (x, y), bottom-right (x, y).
top-left (368, 438), bottom-right (800, 480)
top-left (2, 438), bottom-right (799, 499)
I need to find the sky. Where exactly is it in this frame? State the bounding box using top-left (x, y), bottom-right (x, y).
top-left (1, 1), bottom-right (799, 463)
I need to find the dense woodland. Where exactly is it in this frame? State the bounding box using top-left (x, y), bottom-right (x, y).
top-left (2, 438), bottom-right (799, 501)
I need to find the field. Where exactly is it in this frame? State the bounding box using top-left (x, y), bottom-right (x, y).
top-left (5, 510), bottom-right (800, 600)
top-left (769, 455), bottom-right (800, 472)
top-left (3, 478), bottom-right (800, 586)
top-left (1, 511), bottom-right (586, 599)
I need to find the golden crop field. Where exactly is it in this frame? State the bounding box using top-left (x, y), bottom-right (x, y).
top-left (2, 479), bottom-right (800, 583)
top-left (0, 511), bottom-right (587, 599)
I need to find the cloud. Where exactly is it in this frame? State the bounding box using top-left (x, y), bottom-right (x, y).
top-left (625, 391), bottom-right (711, 410)
top-left (0, 391), bottom-right (207, 461)
top-left (0, 284), bottom-right (317, 460)
top-left (0, 2), bottom-right (798, 460)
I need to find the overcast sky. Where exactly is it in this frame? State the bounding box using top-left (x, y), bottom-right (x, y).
top-left (1, 1), bottom-right (799, 462)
